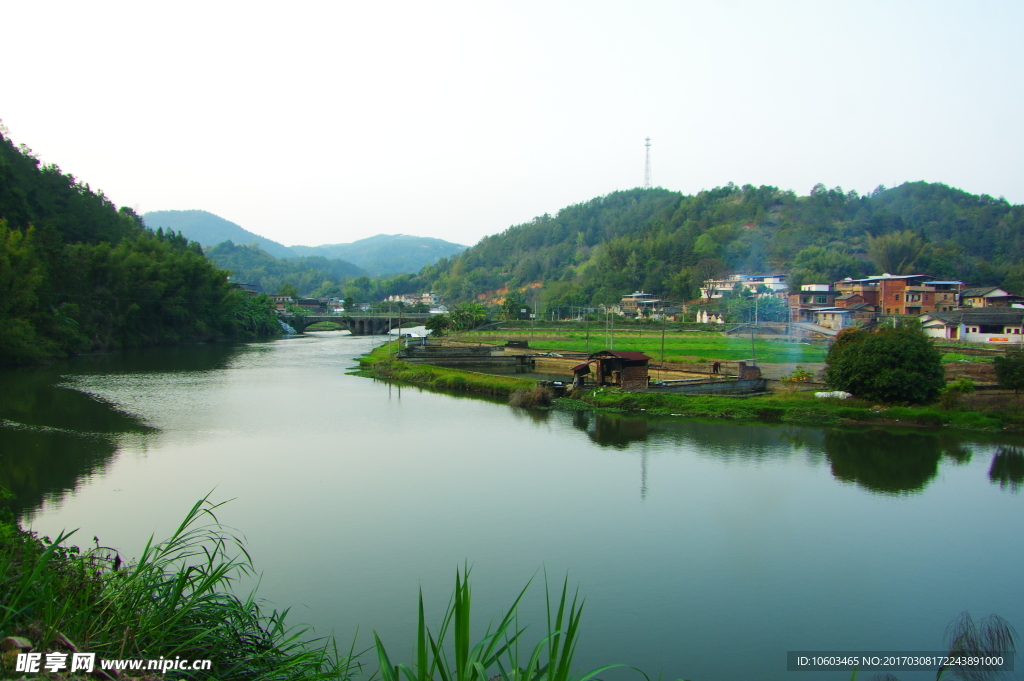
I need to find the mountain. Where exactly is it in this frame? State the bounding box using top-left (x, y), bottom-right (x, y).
top-left (288, 234), bottom-right (467, 276)
top-left (143, 210), bottom-right (296, 259)
top-left (143, 211), bottom-right (466, 276)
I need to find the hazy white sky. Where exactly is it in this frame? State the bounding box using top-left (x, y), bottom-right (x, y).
top-left (3, 1), bottom-right (1022, 248)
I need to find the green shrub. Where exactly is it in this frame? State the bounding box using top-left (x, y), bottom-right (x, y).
top-left (940, 378), bottom-right (976, 410)
top-left (993, 349), bottom-right (1024, 393)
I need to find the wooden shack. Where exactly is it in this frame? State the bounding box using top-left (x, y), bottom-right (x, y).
top-left (572, 350), bottom-right (651, 390)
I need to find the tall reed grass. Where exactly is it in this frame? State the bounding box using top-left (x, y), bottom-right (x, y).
top-left (0, 496), bottom-right (357, 680)
top-left (373, 568), bottom-right (623, 681)
top-left (3, 499), bottom-right (633, 681)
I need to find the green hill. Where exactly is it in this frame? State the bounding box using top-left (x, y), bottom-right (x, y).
top-left (289, 234), bottom-right (466, 277)
top-left (204, 241), bottom-right (365, 295)
top-left (143, 209), bottom-right (296, 259)
top-left (0, 134), bottom-right (256, 365)
top-left (340, 182), bottom-right (1024, 313)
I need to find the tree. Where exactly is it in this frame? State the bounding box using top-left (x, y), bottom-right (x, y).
top-left (449, 302), bottom-right (487, 331)
top-left (993, 348), bottom-right (1024, 393)
top-left (424, 313), bottom-right (451, 337)
top-left (500, 291), bottom-right (526, 320)
top-left (824, 327), bottom-right (944, 404)
top-left (277, 281), bottom-right (299, 298)
top-left (867, 230), bottom-right (926, 274)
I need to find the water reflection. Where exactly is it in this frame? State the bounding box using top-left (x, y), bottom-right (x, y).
top-left (823, 429), bottom-right (978, 495)
top-left (989, 447), bottom-right (1024, 492)
top-left (563, 412), bottom-right (1017, 496)
top-left (0, 368), bottom-right (153, 518)
top-left (0, 342), bottom-right (243, 519)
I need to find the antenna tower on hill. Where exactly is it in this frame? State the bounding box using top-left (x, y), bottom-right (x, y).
top-left (643, 137), bottom-right (652, 189)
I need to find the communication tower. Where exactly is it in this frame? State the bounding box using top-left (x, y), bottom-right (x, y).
top-left (643, 137), bottom-right (652, 189)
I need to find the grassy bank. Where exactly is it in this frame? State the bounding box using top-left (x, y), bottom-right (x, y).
top-left (355, 342), bottom-right (535, 396)
top-left (568, 388), bottom-right (1021, 432)
top-left (356, 341), bottom-right (1023, 433)
top-left (452, 328), bottom-right (826, 364)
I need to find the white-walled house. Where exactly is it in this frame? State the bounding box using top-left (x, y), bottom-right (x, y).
top-left (919, 308), bottom-right (1024, 343)
top-left (701, 274), bottom-right (788, 299)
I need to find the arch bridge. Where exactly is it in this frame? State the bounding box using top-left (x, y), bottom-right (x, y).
top-left (286, 313), bottom-right (433, 335)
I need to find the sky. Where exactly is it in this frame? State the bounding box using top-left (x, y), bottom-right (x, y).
top-left (3, 1), bottom-right (1023, 249)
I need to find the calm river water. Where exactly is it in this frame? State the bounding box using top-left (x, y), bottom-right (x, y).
top-left (2, 332), bottom-right (1022, 681)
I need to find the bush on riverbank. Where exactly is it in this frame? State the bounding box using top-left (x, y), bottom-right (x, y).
top-left (510, 385), bottom-right (554, 408)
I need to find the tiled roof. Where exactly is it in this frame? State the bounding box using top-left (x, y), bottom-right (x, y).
top-left (590, 350), bottom-right (651, 361)
top-left (925, 308), bottom-right (1024, 326)
top-left (959, 287), bottom-right (1000, 298)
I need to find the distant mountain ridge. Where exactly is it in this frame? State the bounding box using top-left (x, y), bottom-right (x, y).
top-left (142, 210), bottom-right (467, 276)
top-left (289, 234), bottom-right (467, 276)
top-left (143, 210), bottom-right (296, 259)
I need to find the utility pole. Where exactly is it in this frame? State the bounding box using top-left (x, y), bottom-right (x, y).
top-left (660, 316), bottom-right (666, 382)
top-left (643, 137), bottom-right (652, 189)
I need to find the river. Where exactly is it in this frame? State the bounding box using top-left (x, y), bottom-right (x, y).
top-left (2, 331), bottom-right (1022, 681)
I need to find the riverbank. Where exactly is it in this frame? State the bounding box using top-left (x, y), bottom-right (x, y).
top-left (355, 341), bottom-right (535, 395)
top-left (357, 341), bottom-right (1024, 433)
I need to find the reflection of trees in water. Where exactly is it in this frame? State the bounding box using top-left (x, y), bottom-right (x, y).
top-left (0, 427), bottom-right (124, 521)
top-left (823, 429), bottom-right (974, 495)
top-left (989, 447), bottom-right (1024, 492)
top-left (0, 343), bottom-right (243, 520)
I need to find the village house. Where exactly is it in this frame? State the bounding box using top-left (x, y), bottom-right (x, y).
top-left (788, 284), bottom-right (838, 323)
top-left (571, 350), bottom-right (651, 390)
top-left (385, 292), bottom-right (441, 307)
top-left (619, 291), bottom-right (660, 317)
top-left (294, 298), bottom-right (325, 312)
top-left (833, 275), bottom-right (963, 316)
top-left (229, 282), bottom-right (261, 296)
top-left (959, 286), bottom-right (1024, 308)
top-left (700, 274), bottom-right (788, 299)
top-left (812, 303), bottom-right (878, 330)
top-left (919, 308), bottom-right (1024, 343)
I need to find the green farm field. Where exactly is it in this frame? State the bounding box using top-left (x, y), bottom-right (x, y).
top-left (454, 329), bottom-right (827, 364)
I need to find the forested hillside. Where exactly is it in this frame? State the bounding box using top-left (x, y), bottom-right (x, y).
top-left (352, 183), bottom-right (1023, 313)
top-left (0, 131), bottom-right (274, 365)
top-left (204, 241), bottom-right (365, 294)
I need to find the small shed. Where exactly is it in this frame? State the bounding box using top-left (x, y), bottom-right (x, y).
top-left (573, 350), bottom-right (651, 390)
